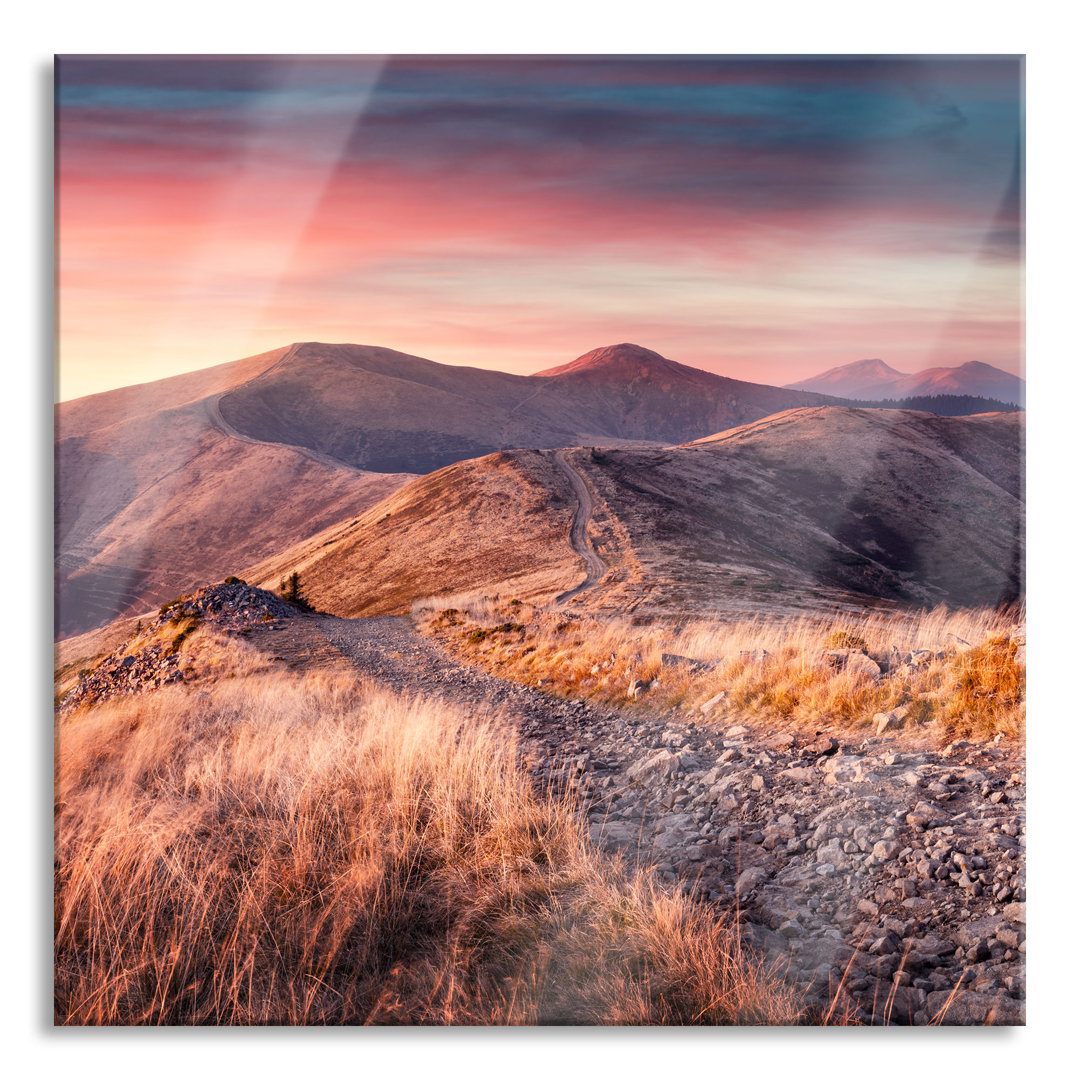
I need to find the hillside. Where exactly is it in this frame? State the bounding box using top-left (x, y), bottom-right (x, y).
top-left (248, 407), bottom-right (1023, 620)
top-left (55, 345), bottom-right (413, 637)
top-left (245, 449), bottom-right (583, 617)
top-left (57, 340), bottom-right (1025, 638)
top-left (606, 407), bottom-right (1024, 613)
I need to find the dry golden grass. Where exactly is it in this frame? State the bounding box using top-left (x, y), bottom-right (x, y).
top-left (417, 594), bottom-right (1025, 744)
top-left (55, 632), bottom-right (805, 1025)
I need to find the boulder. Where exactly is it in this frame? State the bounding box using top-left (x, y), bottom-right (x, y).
top-left (952, 914), bottom-right (1006, 951)
top-left (699, 691), bottom-right (728, 716)
top-left (805, 734), bottom-right (839, 757)
top-left (872, 839), bottom-right (901, 861)
top-left (626, 749), bottom-right (697, 783)
top-left (927, 989), bottom-right (1025, 1026)
top-left (735, 866), bottom-right (770, 898)
top-left (1002, 901), bottom-right (1026, 924)
top-left (819, 649), bottom-right (882, 678)
top-left (874, 705), bottom-right (910, 736)
top-left (846, 652), bottom-right (884, 678)
top-left (661, 653), bottom-right (720, 672)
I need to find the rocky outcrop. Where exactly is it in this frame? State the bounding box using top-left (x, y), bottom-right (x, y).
top-left (155, 580), bottom-right (298, 628)
top-left (58, 583), bottom-right (299, 712)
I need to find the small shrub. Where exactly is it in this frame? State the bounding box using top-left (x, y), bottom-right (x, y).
top-left (907, 697), bottom-right (936, 726)
top-left (824, 630), bottom-right (869, 652)
top-left (223, 576), bottom-right (246, 586)
top-left (165, 624), bottom-right (196, 657)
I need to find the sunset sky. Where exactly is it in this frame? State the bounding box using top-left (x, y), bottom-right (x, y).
top-left (55, 55), bottom-right (1023, 401)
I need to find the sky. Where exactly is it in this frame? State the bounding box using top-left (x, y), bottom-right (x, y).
top-left (55, 55), bottom-right (1024, 400)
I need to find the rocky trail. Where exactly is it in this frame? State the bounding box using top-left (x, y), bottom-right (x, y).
top-left (61, 580), bottom-right (1026, 1026)
top-left (299, 612), bottom-right (1025, 1026)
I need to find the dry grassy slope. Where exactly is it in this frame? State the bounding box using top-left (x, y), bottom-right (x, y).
top-left (243, 407), bottom-right (1023, 622)
top-left (56, 350), bottom-right (413, 637)
top-left (216, 341), bottom-right (846, 473)
top-left (586, 407), bottom-right (1023, 612)
top-left (245, 449), bottom-right (582, 617)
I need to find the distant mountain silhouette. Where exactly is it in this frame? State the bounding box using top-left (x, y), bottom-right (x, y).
top-left (787, 358), bottom-right (1024, 406)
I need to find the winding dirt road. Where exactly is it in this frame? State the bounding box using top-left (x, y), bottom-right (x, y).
top-left (551, 449), bottom-right (607, 602)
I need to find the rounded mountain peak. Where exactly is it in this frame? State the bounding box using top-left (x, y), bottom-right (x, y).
top-left (850, 357), bottom-right (902, 375)
top-left (534, 343), bottom-right (683, 378)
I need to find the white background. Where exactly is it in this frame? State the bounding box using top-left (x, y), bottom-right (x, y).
top-left (6, 1), bottom-right (1072, 1073)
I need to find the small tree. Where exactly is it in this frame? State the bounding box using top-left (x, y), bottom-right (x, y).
top-left (279, 571), bottom-right (314, 612)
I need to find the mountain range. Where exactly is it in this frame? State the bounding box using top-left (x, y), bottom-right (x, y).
top-left (213, 341), bottom-right (850, 473)
top-left (56, 341), bottom-right (1025, 640)
top-left (785, 358), bottom-right (1024, 406)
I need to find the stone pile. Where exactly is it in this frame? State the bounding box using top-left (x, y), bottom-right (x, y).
top-left (59, 582), bottom-right (298, 712)
top-left (155, 581), bottom-right (298, 630)
top-left (59, 642), bottom-right (188, 712)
